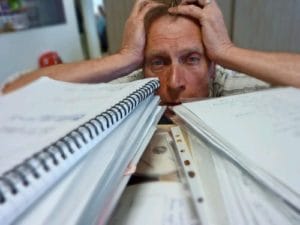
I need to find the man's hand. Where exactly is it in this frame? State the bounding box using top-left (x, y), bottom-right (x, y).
top-left (120, 0), bottom-right (163, 67)
top-left (168, 0), bottom-right (234, 63)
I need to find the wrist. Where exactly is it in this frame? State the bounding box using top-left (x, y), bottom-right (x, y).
top-left (107, 49), bottom-right (143, 77)
top-left (214, 43), bottom-right (236, 66)
top-left (118, 48), bottom-right (144, 69)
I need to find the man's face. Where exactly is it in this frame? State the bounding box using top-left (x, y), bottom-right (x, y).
top-left (144, 15), bottom-right (212, 105)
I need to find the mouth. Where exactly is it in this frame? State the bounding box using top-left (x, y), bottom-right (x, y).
top-left (159, 101), bottom-right (181, 106)
top-left (159, 98), bottom-right (182, 106)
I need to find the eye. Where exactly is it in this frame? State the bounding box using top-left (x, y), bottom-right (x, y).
top-left (186, 54), bottom-right (201, 65)
top-left (150, 58), bottom-right (165, 70)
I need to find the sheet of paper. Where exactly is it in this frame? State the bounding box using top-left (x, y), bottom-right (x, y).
top-left (213, 151), bottom-right (299, 225)
top-left (187, 132), bottom-right (230, 225)
top-left (186, 124), bottom-right (299, 225)
top-left (108, 182), bottom-right (197, 225)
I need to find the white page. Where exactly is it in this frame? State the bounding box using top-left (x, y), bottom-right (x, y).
top-left (0, 77), bottom-right (157, 175)
top-left (187, 132), bottom-right (230, 225)
top-left (185, 123), bottom-right (298, 225)
top-left (108, 182), bottom-right (197, 225)
top-left (179, 88), bottom-right (300, 197)
top-left (212, 151), bottom-right (298, 225)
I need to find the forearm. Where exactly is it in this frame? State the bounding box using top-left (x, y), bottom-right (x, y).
top-left (47, 52), bottom-right (142, 83)
top-left (217, 46), bottom-right (300, 87)
top-left (2, 52), bottom-right (142, 94)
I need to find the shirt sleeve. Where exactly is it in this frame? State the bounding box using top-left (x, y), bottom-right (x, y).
top-left (211, 65), bottom-right (271, 97)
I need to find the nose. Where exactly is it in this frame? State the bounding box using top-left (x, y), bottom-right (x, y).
top-left (167, 63), bottom-right (186, 91)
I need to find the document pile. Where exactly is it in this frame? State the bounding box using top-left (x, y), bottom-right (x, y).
top-left (172, 87), bottom-right (300, 225)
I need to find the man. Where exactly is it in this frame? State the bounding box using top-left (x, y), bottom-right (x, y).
top-left (2, 0), bottom-right (300, 104)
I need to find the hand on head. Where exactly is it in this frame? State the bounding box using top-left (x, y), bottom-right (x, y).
top-left (168, 0), bottom-right (233, 62)
top-left (120, 0), bottom-right (164, 66)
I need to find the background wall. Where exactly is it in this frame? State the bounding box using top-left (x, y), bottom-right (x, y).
top-left (216, 0), bottom-right (233, 36)
top-left (233, 0), bottom-right (300, 52)
top-left (0, 0), bottom-right (83, 83)
top-left (104, 0), bottom-right (300, 54)
top-left (104, 0), bottom-right (134, 54)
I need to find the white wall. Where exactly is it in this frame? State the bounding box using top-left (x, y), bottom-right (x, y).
top-left (0, 0), bottom-right (84, 83)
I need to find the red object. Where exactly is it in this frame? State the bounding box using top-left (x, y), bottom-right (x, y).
top-left (39, 51), bottom-right (63, 68)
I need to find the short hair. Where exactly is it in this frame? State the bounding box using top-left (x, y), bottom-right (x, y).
top-left (144, 0), bottom-right (199, 35)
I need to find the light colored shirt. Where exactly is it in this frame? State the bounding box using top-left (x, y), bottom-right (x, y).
top-left (210, 65), bottom-right (271, 97)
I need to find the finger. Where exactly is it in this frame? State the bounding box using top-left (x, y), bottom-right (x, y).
top-left (131, 0), bottom-right (151, 16)
top-left (180, 0), bottom-right (213, 7)
top-left (137, 2), bottom-right (165, 19)
top-left (168, 4), bottom-right (203, 20)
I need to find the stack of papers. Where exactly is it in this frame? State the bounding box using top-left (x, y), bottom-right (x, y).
top-left (188, 131), bottom-right (299, 225)
top-left (171, 87), bottom-right (300, 224)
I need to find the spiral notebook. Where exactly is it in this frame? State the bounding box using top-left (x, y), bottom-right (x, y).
top-left (0, 77), bottom-right (161, 225)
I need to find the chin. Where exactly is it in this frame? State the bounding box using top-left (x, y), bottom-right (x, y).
top-left (159, 97), bottom-right (182, 106)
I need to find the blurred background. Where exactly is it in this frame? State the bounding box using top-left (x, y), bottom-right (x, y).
top-left (0, 0), bottom-right (300, 84)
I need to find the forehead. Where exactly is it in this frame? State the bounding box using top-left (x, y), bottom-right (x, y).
top-left (146, 15), bottom-right (204, 55)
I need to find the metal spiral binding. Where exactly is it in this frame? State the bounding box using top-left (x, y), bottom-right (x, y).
top-left (81, 124), bottom-right (93, 139)
top-left (89, 119), bottom-right (101, 135)
top-left (43, 147), bottom-right (59, 166)
top-left (23, 160), bottom-right (40, 179)
top-left (0, 79), bottom-right (159, 205)
top-left (60, 138), bottom-right (74, 154)
top-left (101, 112), bottom-right (113, 128)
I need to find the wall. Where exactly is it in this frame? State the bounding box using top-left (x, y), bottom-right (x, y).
top-left (0, 0), bottom-right (84, 83)
top-left (104, 0), bottom-right (133, 54)
top-left (217, 0), bottom-right (234, 37)
top-left (105, 0), bottom-right (300, 54)
top-left (104, 0), bottom-right (234, 54)
top-left (233, 0), bottom-right (300, 52)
